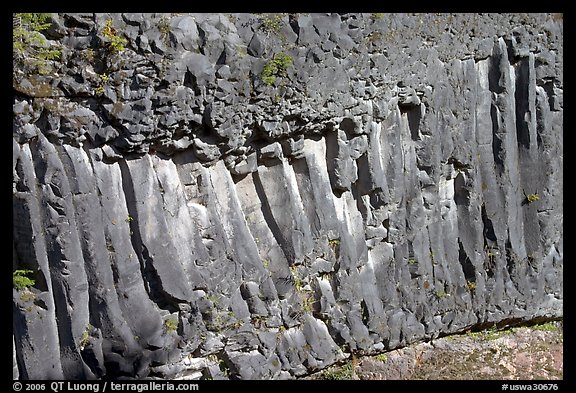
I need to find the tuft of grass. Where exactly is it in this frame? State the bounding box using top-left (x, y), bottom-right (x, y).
top-left (13, 270), bottom-right (36, 290)
top-left (532, 321), bottom-right (559, 332)
top-left (290, 265), bottom-right (303, 291)
top-left (467, 326), bottom-right (511, 341)
top-left (321, 362), bottom-right (355, 380)
top-left (375, 353), bottom-right (388, 362)
top-left (301, 293), bottom-right (317, 313)
top-left (466, 281), bottom-right (476, 291)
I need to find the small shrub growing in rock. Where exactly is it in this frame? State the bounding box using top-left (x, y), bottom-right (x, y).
top-left (261, 52), bottom-right (293, 86)
top-left (164, 318), bottom-right (178, 332)
top-left (13, 270), bottom-right (36, 290)
top-left (13, 13), bottom-right (61, 75)
top-left (102, 19), bottom-right (127, 53)
top-left (79, 325), bottom-right (91, 350)
top-left (259, 14), bottom-right (283, 34)
top-left (13, 13), bottom-right (52, 53)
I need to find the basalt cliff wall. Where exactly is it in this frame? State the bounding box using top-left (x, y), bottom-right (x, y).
top-left (12, 13), bottom-right (563, 380)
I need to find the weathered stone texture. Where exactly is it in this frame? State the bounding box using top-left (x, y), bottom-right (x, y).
top-left (13, 13), bottom-right (562, 379)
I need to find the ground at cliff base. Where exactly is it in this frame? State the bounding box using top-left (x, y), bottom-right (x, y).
top-left (306, 321), bottom-right (563, 380)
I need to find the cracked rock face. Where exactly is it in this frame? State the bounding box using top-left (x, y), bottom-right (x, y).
top-left (13, 13), bottom-right (562, 380)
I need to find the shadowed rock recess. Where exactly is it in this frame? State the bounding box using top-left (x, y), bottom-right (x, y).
top-left (12, 13), bottom-right (562, 380)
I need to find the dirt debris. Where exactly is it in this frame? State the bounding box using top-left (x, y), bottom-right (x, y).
top-left (305, 321), bottom-right (563, 380)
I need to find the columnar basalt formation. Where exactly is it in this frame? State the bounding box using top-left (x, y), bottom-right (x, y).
top-left (13, 13), bottom-right (563, 380)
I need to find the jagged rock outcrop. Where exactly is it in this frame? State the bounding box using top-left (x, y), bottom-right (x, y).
top-left (13, 13), bottom-right (563, 380)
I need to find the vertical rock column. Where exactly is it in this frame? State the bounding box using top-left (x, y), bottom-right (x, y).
top-left (13, 140), bottom-right (64, 379)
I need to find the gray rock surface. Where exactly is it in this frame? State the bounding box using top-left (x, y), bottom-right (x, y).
top-left (13, 13), bottom-right (562, 380)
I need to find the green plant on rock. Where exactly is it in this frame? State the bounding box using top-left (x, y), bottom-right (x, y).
top-left (328, 238), bottom-right (341, 247)
top-left (321, 361), bottom-right (355, 380)
top-left (164, 318), bottom-right (178, 333)
top-left (95, 73), bottom-right (110, 96)
top-left (13, 13), bottom-right (52, 53)
top-left (375, 353), bottom-right (388, 362)
top-left (157, 16), bottom-right (171, 36)
top-left (467, 326), bottom-right (510, 341)
top-left (532, 321), bottom-right (559, 332)
top-left (102, 19), bottom-right (127, 53)
top-left (207, 294), bottom-right (220, 306)
top-left (13, 13), bottom-right (62, 75)
top-left (435, 290), bottom-right (448, 299)
top-left (301, 293), bottom-right (317, 313)
top-left (466, 280), bottom-right (477, 291)
top-left (407, 258), bottom-right (418, 265)
top-left (259, 13), bottom-right (283, 34)
top-left (371, 13), bottom-right (385, 20)
top-left (79, 324), bottom-right (91, 350)
top-left (13, 270), bottom-right (36, 290)
top-left (290, 265), bottom-right (302, 291)
top-left (485, 246), bottom-right (497, 258)
top-left (527, 193), bottom-right (540, 203)
top-left (261, 52), bottom-right (293, 86)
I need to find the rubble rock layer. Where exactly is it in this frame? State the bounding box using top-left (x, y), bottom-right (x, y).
top-left (12, 13), bottom-right (563, 379)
